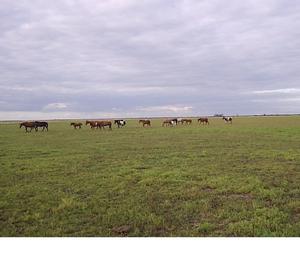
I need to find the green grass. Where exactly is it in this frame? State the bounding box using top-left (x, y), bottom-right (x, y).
top-left (0, 116), bottom-right (299, 236)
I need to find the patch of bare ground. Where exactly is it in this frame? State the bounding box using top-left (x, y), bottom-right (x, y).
top-left (111, 225), bottom-right (132, 236)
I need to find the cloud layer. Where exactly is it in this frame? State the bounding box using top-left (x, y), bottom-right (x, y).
top-left (1, 0), bottom-right (300, 119)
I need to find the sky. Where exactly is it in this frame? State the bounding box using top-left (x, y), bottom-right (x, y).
top-left (1, 0), bottom-right (300, 120)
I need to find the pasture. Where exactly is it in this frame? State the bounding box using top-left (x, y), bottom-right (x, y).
top-left (0, 116), bottom-right (299, 236)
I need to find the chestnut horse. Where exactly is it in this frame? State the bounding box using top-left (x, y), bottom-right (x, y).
top-left (20, 122), bottom-right (36, 132)
top-left (97, 121), bottom-right (112, 130)
top-left (70, 122), bottom-right (82, 129)
top-left (198, 117), bottom-right (209, 125)
top-left (139, 120), bottom-right (151, 127)
top-left (86, 120), bottom-right (97, 129)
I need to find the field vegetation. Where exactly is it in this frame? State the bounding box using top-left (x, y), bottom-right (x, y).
top-left (0, 116), bottom-right (299, 236)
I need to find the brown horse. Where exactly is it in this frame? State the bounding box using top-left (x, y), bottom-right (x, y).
top-left (70, 122), bottom-right (82, 129)
top-left (139, 119), bottom-right (151, 127)
top-left (198, 117), bottom-right (209, 125)
top-left (86, 120), bottom-right (97, 129)
top-left (97, 121), bottom-right (112, 130)
top-left (181, 119), bottom-right (192, 125)
top-left (20, 122), bottom-right (36, 132)
top-left (162, 119), bottom-right (176, 127)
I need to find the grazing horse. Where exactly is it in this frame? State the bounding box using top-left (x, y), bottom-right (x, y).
top-left (170, 118), bottom-right (178, 125)
top-left (181, 119), bottom-right (192, 125)
top-left (114, 120), bottom-right (126, 128)
top-left (70, 122), bottom-right (82, 129)
top-left (162, 119), bottom-right (176, 127)
top-left (222, 116), bottom-right (233, 124)
top-left (20, 122), bottom-right (36, 132)
top-left (198, 117), bottom-right (209, 125)
top-left (34, 121), bottom-right (48, 131)
top-left (97, 121), bottom-right (112, 130)
top-left (177, 118), bottom-right (184, 124)
top-left (86, 120), bottom-right (98, 129)
top-left (139, 119), bottom-right (151, 127)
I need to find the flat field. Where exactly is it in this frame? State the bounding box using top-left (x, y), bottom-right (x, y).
top-left (0, 116), bottom-right (299, 236)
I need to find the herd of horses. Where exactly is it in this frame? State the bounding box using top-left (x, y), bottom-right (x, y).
top-left (20, 116), bottom-right (233, 132)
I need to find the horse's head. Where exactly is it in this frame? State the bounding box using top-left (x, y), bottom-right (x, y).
top-left (19, 123), bottom-right (24, 128)
top-left (70, 123), bottom-right (74, 126)
top-left (85, 120), bottom-right (90, 125)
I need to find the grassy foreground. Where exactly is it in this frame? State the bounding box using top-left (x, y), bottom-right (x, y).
top-left (0, 116), bottom-right (299, 236)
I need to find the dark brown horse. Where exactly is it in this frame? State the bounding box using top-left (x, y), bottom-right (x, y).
top-left (34, 121), bottom-right (48, 131)
top-left (139, 119), bottom-right (151, 127)
top-left (86, 120), bottom-right (97, 129)
top-left (198, 117), bottom-right (209, 125)
top-left (20, 122), bottom-right (36, 132)
top-left (181, 119), bottom-right (192, 125)
top-left (97, 121), bottom-right (112, 130)
top-left (70, 122), bottom-right (82, 129)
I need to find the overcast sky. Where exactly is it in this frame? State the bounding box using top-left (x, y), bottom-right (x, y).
top-left (1, 0), bottom-right (300, 120)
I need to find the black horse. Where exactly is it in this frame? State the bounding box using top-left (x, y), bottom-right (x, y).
top-left (34, 121), bottom-right (49, 131)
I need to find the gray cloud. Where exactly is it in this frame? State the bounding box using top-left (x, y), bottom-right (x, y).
top-left (1, 0), bottom-right (300, 119)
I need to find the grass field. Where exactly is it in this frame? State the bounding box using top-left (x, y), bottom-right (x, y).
top-left (0, 116), bottom-right (299, 236)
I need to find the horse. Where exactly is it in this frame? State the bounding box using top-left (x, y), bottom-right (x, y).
top-left (97, 121), bottom-right (112, 130)
top-left (222, 116), bottom-right (233, 124)
top-left (162, 119), bottom-right (176, 127)
top-left (114, 120), bottom-right (126, 128)
top-left (170, 118), bottom-right (178, 125)
top-left (70, 122), bottom-right (82, 129)
top-left (20, 122), bottom-right (36, 132)
top-left (177, 118), bottom-right (183, 124)
top-left (34, 121), bottom-right (48, 131)
top-left (181, 119), bottom-right (192, 125)
top-left (198, 117), bottom-right (209, 125)
top-left (86, 120), bottom-right (98, 129)
top-left (139, 119), bottom-right (151, 127)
